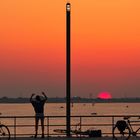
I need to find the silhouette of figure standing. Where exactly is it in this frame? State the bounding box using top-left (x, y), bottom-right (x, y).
top-left (30, 92), bottom-right (48, 138)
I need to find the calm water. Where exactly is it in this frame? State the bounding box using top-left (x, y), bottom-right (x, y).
top-left (0, 103), bottom-right (140, 136)
top-left (1, 102), bottom-right (140, 116)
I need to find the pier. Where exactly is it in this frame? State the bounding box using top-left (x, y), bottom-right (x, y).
top-left (1, 115), bottom-right (140, 139)
top-left (9, 137), bottom-right (117, 140)
top-left (8, 137), bottom-right (117, 140)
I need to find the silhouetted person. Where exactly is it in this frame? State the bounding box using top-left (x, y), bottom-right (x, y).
top-left (30, 92), bottom-right (48, 138)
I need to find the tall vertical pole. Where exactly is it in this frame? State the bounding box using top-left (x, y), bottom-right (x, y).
top-left (66, 2), bottom-right (71, 137)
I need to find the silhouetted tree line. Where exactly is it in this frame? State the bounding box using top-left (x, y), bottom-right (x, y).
top-left (0, 96), bottom-right (140, 103)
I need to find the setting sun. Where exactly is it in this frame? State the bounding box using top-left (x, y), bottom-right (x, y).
top-left (98, 92), bottom-right (112, 99)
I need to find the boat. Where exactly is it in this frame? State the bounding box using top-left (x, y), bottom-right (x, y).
top-left (91, 112), bottom-right (97, 115)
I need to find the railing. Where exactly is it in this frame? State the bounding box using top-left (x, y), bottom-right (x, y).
top-left (1, 115), bottom-right (140, 139)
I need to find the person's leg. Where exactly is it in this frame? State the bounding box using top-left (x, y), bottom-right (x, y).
top-left (35, 117), bottom-right (39, 138)
top-left (41, 117), bottom-right (45, 138)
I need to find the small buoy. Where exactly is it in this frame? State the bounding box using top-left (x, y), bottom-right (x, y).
top-left (60, 106), bottom-right (64, 108)
top-left (91, 112), bottom-right (97, 115)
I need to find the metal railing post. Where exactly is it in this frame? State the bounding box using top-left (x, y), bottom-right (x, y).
top-left (47, 116), bottom-right (49, 137)
top-left (14, 117), bottom-right (16, 140)
top-left (112, 116), bottom-right (115, 137)
top-left (80, 116), bottom-right (82, 138)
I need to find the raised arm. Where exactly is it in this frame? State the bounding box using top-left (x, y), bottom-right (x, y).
top-left (42, 92), bottom-right (48, 101)
top-left (30, 93), bottom-right (35, 102)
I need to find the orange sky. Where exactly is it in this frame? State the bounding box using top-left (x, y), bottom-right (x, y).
top-left (0, 0), bottom-right (140, 98)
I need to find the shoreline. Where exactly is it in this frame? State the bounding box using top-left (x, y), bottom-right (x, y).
top-left (0, 97), bottom-right (140, 103)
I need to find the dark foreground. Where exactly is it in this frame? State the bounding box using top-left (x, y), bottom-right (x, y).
top-left (9, 136), bottom-right (140, 140)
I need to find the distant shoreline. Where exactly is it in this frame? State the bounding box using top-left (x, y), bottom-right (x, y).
top-left (0, 97), bottom-right (140, 103)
